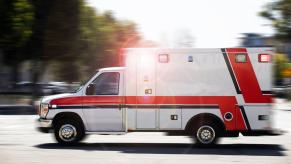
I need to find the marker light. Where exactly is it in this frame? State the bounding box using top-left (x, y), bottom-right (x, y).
top-left (188, 55), bottom-right (193, 62)
top-left (159, 54), bottom-right (169, 63)
top-left (235, 54), bottom-right (247, 63)
top-left (259, 54), bottom-right (271, 63)
top-left (40, 103), bottom-right (49, 118)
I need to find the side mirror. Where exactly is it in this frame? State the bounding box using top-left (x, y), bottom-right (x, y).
top-left (86, 83), bottom-right (96, 95)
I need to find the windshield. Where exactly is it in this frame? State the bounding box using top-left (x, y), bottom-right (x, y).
top-left (74, 85), bottom-right (83, 93)
top-left (74, 71), bottom-right (99, 93)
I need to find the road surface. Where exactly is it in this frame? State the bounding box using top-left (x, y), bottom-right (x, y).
top-left (0, 107), bottom-right (291, 164)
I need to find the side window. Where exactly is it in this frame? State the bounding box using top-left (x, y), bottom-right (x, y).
top-left (87, 72), bottom-right (120, 95)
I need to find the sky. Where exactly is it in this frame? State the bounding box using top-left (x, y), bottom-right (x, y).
top-left (87, 0), bottom-right (274, 48)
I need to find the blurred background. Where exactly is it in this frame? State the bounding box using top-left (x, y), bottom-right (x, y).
top-left (0, 1), bottom-right (291, 164)
top-left (0, 0), bottom-right (290, 108)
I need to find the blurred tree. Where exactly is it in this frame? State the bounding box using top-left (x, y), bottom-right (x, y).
top-left (260, 0), bottom-right (291, 85)
top-left (260, 0), bottom-right (291, 41)
top-left (26, 0), bottom-right (54, 88)
top-left (274, 53), bottom-right (289, 85)
top-left (0, 0), bottom-right (141, 87)
top-left (76, 6), bottom-right (140, 81)
top-left (0, 0), bottom-right (34, 83)
top-left (27, 0), bottom-right (81, 83)
top-left (44, 0), bottom-right (81, 82)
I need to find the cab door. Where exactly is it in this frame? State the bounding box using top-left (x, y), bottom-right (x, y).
top-left (83, 71), bottom-right (125, 132)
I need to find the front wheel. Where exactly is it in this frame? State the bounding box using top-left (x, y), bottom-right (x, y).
top-left (54, 119), bottom-right (85, 145)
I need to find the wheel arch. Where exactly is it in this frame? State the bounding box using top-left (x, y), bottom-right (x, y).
top-left (185, 113), bottom-right (226, 134)
top-left (52, 112), bottom-right (85, 130)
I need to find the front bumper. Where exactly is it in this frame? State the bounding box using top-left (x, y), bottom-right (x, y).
top-left (36, 118), bottom-right (53, 133)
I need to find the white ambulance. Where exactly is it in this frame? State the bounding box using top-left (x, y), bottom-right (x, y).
top-left (37, 48), bottom-right (278, 145)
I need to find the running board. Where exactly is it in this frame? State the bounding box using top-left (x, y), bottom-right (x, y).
top-left (86, 131), bottom-right (127, 135)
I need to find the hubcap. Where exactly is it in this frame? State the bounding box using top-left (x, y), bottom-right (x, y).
top-left (196, 125), bottom-right (215, 144)
top-left (59, 124), bottom-right (77, 142)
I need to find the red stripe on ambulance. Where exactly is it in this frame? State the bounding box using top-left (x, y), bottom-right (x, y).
top-left (50, 95), bottom-right (247, 130)
top-left (225, 48), bottom-right (272, 103)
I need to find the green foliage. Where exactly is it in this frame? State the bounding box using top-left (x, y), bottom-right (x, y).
top-left (260, 0), bottom-right (291, 41)
top-left (42, 0), bottom-right (81, 82)
top-left (47, 2), bottom-right (140, 82)
top-left (76, 5), bottom-right (140, 81)
top-left (0, 0), bottom-right (141, 83)
top-left (0, 0), bottom-right (34, 83)
top-left (0, 0), bottom-right (34, 49)
top-left (274, 53), bottom-right (289, 83)
top-left (43, 0), bottom-right (80, 60)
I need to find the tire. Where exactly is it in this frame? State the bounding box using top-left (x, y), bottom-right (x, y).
top-left (191, 120), bottom-right (221, 145)
top-left (54, 119), bottom-right (85, 145)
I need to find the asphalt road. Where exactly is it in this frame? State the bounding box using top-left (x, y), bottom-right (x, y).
top-left (0, 107), bottom-right (291, 164)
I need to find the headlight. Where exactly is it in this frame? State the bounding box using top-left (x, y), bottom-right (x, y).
top-left (39, 103), bottom-right (49, 118)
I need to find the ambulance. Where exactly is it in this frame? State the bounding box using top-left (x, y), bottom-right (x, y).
top-left (37, 48), bottom-right (278, 145)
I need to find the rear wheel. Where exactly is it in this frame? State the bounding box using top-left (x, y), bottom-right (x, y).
top-left (54, 119), bottom-right (85, 145)
top-left (191, 121), bottom-right (221, 145)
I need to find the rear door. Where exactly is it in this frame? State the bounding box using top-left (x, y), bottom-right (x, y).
top-left (83, 71), bottom-right (125, 132)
